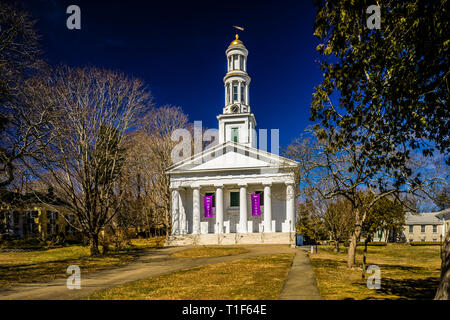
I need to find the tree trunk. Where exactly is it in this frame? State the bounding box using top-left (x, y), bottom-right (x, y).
top-left (362, 235), bottom-right (370, 278)
top-left (435, 229), bottom-right (450, 299)
top-left (334, 239), bottom-right (340, 253)
top-left (347, 225), bottom-right (362, 268)
top-left (90, 233), bottom-right (100, 256)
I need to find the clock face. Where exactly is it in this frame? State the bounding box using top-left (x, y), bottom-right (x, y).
top-left (231, 105), bottom-right (239, 113)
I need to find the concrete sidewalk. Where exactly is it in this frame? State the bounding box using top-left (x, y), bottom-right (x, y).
top-left (279, 248), bottom-right (322, 300)
top-left (0, 244), bottom-right (294, 300)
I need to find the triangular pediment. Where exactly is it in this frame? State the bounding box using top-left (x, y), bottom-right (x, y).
top-left (166, 142), bottom-right (298, 174)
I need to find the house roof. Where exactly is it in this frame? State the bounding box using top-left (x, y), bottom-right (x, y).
top-left (165, 141), bottom-right (298, 174)
top-left (405, 212), bottom-right (444, 225)
top-left (0, 189), bottom-right (69, 210)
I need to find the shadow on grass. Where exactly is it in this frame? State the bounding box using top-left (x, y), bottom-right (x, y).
top-left (353, 277), bottom-right (439, 300)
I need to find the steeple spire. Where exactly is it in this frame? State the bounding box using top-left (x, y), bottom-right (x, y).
top-left (218, 34), bottom-right (256, 148)
top-left (223, 33), bottom-right (250, 114)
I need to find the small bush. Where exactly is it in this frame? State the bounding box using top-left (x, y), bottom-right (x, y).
top-left (410, 241), bottom-right (441, 246)
top-left (0, 238), bottom-right (46, 249)
top-left (344, 242), bottom-right (387, 247)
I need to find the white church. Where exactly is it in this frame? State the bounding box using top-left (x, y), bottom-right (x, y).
top-left (166, 34), bottom-right (299, 245)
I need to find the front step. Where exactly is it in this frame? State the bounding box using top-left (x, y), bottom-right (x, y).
top-left (165, 232), bottom-right (294, 246)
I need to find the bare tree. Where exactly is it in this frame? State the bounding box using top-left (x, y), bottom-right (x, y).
top-left (324, 197), bottom-right (355, 253)
top-left (0, 2), bottom-right (47, 192)
top-left (285, 131), bottom-right (441, 268)
top-left (27, 66), bottom-right (150, 255)
top-left (140, 106), bottom-right (188, 237)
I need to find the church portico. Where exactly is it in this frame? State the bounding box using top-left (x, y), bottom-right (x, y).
top-left (170, 174), bottom-right (296, 234)
top-left (165, 34), bottom-right (298, 246)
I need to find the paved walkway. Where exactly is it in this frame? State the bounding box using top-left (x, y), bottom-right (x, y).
top-left (279, 248), bottom-right (322, 300)
top-left (0, 244), bottom-right (298, 300)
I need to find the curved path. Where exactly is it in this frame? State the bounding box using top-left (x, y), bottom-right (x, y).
top-left (0, 244), bottom-right (320, 300)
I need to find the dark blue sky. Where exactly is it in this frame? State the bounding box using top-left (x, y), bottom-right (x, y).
top-left (22, 0), bottom-right (322, 148)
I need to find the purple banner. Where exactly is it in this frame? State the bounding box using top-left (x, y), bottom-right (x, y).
top-left (251, 194), bottom-right (261, 216)
top-left (204, 195), bottom-right (213, 218)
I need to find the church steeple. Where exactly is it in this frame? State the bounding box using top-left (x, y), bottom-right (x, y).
top-left (218, 33), bottom-right (256, 148)
top-left (223, 33), bottom-right (251, 114)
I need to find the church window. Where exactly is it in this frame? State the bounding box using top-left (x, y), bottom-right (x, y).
top-left (231, 128), bottom-right (239, 142)
top-left (240, 55), bottom-right (244, 70)
top-left (230, 192), bottom-right (239, 207)
top-left (233, 83), bottom-right (238, 101)
top-left (205, 192), bottom-right (215, 207)
top-left (241, 85), bottom-right (245, 103)
top-left (255, 191), bottom-right (264, 206)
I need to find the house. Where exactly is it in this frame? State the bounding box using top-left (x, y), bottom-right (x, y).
top-left (0, 190), bottom-right (78, 241)
top-left (165, 34), bottom-right (299, 246)
top-left (372, 208), bottom-right (449, 242)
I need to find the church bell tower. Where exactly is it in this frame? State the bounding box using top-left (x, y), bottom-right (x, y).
top-left (218, 33), bottom-right (257, 148)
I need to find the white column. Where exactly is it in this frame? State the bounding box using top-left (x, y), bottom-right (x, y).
top-left (239, 184), bottom-right (248, 233)
top-left (264, 183), bottom-right (272, 232)
top-left (193, 187), bottom-right (200, 234)
top-left (286, 182), bottom-right (295, 232)
top-left (442, 218), bottom-right (446, 238)
top-left (179, 189), bottom-right (186, 234)
top-left (216, 185), bottom-right (224, 234)
top-left (237, 81), bottom-right (241, 104)
top-left (171, 188), bottom-right (179, 235)
top-left (224, 84), bottom-right (227, 106)
top-left (246, 83), bottom-right (249, 105)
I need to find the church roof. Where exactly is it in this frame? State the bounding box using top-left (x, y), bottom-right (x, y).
top-left (166, 141), bottom-right (298, 174)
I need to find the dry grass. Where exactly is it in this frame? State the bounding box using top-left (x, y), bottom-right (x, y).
top-left (310, 244), bottom-right (442, 300)
top-left (170, 246), bottom-right (249, 258)
top-left (0, 237), bottom-right (165, 287)
top-left (86, 253), bottom-right (294, 300)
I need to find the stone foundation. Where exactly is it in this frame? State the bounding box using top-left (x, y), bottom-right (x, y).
top-left (165, 232), bottom-right (295, 246)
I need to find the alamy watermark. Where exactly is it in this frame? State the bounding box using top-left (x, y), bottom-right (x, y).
top-left (366, 265), bottom-right (381, 289)
top-left (170, 121), bottom-right (281, 173)
top-left (366, 5), bottom-right (381, 30)
top-left (67, 265), bottom-right (81, 289)
top-left (66, 5), bottom-right (81, 30)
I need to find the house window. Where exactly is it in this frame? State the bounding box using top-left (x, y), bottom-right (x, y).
top-left (231, 128), bottom-right (239, 143)
top-left (421, 225), bottom-right (426, 233)
top-left (433, 225), bottom-right (437, 233)
top-left (230, 192), bottom-right (239, 207)
top-left (409, 225), bottom-right (414, 233)
top-left (255, 191), bottom-right (264, 206)
top-left (205, 192), bottom-right (215, 208)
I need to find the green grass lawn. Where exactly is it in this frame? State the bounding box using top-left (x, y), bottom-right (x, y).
top-left (310, 243), bottom-right (442, 300)
top-left (86, 253), bottom-right (294, 300)
top-left (170, 246), bottom-right (249, 258)
top-left (0, 237), bottom-right (164, 287)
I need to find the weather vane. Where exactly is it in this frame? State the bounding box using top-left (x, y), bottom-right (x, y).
top-left (233, 26), bottom-right (245, 37)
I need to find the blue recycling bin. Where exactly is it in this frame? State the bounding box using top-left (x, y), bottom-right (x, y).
top-left (296, 234), bottom-right (304, 246)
